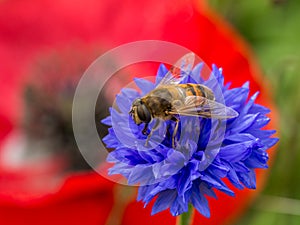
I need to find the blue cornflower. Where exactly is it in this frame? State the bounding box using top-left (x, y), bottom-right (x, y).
top-left (101, 62), bottom-right (278, 217)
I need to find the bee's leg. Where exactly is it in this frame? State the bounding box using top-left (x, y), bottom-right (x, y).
top-left (213, 119), bottom-right (224, 136)
top-left (145, 119), bottom-right (161, 147)
top-left (142, 123), bottom-right (149, 135)
top-left (171, 117), bottom-right (179, 149)
top-left (216, 119), bottom-right (222, 131)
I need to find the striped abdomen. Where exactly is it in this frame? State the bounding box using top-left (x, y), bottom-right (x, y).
top-left (176, 83), bottom-right (215, 101)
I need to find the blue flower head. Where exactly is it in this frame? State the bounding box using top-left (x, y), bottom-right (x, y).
top-left (101, 57), bottom-right (278, 217)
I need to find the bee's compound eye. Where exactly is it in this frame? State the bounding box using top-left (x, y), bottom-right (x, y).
top-left (137, 104), bottom-right (151, 123)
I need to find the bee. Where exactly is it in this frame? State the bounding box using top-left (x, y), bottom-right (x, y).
top-left (129, 53), bottom-right (238, 147)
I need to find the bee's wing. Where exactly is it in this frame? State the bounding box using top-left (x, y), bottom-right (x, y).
top-left (157, 52), bottom-right (195, 87)
top-left (169, 96), bottom-right (239, 119)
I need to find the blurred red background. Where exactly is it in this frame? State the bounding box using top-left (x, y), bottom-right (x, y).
top-left (0, 0), bottom-right (277, 225)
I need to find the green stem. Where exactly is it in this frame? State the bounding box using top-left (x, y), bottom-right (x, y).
top-left (176, 204), bottom-right (195, 225)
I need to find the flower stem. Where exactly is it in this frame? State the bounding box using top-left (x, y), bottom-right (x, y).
top-left (176, 204), bottom-right (195, 225)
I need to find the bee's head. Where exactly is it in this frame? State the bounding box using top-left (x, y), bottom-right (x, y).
top-left (129, 98), bottom-right (151, 125)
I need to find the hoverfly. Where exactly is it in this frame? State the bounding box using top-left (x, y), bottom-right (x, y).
top-left (129, 53), bottom-right (238, 147)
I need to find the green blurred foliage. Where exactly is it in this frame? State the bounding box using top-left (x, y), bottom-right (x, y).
top-left (209, 0), bottom-right (300, 224)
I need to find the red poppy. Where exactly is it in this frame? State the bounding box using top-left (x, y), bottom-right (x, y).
top-left (0, 1), bottom-right (278, 225)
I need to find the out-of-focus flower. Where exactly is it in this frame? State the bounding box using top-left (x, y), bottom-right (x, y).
top-left (102, 61), bottom-right (278, 217)
top-left (0, 0), bottom-right (278, 225)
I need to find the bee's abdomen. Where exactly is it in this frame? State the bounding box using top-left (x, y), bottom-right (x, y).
top-left (178, 84), bottom-right (215, 100)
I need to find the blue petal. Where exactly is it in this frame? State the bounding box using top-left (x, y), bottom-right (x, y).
top-left (101, 116), bottom-right (112, 126)
top-left (207, 159), bottom-right (229, 178)
top-left (152, 150), bottom-right (185, 179)
top-left (232, 162), bottom-right (250, 173)
top-left (228, 169), bottom-right (244, 189)
top-left (191, 183), bottom-right (210, 218)
top-left (219, 140), bottom-right (258, 162)
top-left (238, 169), bottom-right (256, 189)
top-left (108, 163), bottom-right (131, 177)
top-left (200, 182), bottom-right (217, 199)
top-left (247, 114), bottom-right (270, 129)
top-left (197, 119), bottom-right (212, 149)
top-left (102, 129), bottom-right (120, 148)
top-left (230, 113), bottom-right (260, 134)
top-left (151, 190), bottom-right (177, 215)
top-left (212, 64), bottom-right (224, 86)
top-left (201, 172), bottom-right (234, 196)
top-left (222, 161), bottom-right (244, 189)
top-left (224, 87), bottom-right (249, 107)
top-left (224, 82), bottom-right (231, 90)
top-left (240, 92), bottom-right (259, 115)
top-left (225, 133), bottom-right (256, 143)
top-left (244, 154), bottom-right (269, 169)
top-left (170, 193), bottom-right (190, 216)
top-left (249, 103), bottom-right (271, 114)
top-left (116, 94), bottom-right (132, 114)
top-left (121, 88), bottom-right (140, 99)
top-left (137, 185), bottom-right (153, 202)
top-left (155, 63), bottom-right (168, 84)
top-left (177, 164), bottom-right (194, 199)
top-left (128, 165), bottom-right (154, 185)
top-left (146, 179), bottom-right (176, 201)
top-left (204, 76), bottom-right (223, 99)
top-left (138, 150), bottom-right (164, 164)
top-left (134, 78), bottom-right (155, 95)
top-left (249, 129), bottom-right (276, 139)
top-left (261, 137), bottom-right (279, 149)
top-left (190, 62), bottom-right (203, 83)
top-left (151, 176), bottom-right (178, 195)
top-left (107, 148), bottom-right (144, 164)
